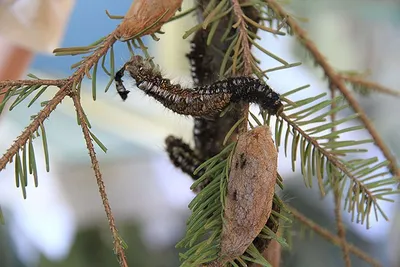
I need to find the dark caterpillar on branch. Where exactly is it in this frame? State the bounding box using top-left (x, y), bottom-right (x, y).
top-left (165, 135), bottom-right (211, 192)
top-left (165, 136), bottom-right (204, 180)
top-left (186, 29), bottom-right (213, 86)
top-left (114, 55), bottom-right (283, 118)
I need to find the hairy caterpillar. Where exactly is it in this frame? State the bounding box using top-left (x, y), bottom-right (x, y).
top-left (114, 55), bottom-right (283, 117)
top-left (186, 29), bottom-right (212, 86)
top-left (165, 136), bottom-right (203, 180)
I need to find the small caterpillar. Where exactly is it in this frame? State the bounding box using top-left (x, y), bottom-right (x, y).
top-left (165, 135), bottom-right (212, 192)
top-left (114, 55), bottom-right (283, 118)
top-left (186, 29), bottom-right (212, 86)
top-left (165, 136), bottom-right (203, 180)
top-left (193, 117), bottom-right (221, 159)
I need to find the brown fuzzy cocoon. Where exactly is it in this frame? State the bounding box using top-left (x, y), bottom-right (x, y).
top-left (219, 125), bottom-right (278, 264)
top-left (115, 0), bottom-right (183, 40)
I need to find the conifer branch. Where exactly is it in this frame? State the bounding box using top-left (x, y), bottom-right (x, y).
top-left (71, 93), bottom-right (127, 267)
top-left (0, 83), bottom-right (70, 171)
top-left (259, 87), bottom-right (398, 224)
top-left (0, 79), bottom-right (67, 90)
top-left (340, 74), bottom-right (400, 97)
top-left (288, 205), bottom-right (382, 267)
top-left (280, 113), bottom-right (376, 203)
top-left (265, 0), bottom-right (400, 178)
top-left (0, 33), bottom-right (117, 172)
top-left (231, 0), bottom-right (253, 76)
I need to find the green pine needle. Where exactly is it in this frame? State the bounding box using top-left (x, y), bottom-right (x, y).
top-left (89, 130), bottom-right (108, 153)
top-left (39, 123), bottom-right (50, 173)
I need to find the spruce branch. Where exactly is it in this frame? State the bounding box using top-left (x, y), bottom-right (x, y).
top-left (232, 0), bottom-right (253, 75)
top-left (339, 74), bottom-right (400, 97)
top-left (265, 0), bottom-right (400, 178)
top-left (0, 82), bottom-right (70, 171)
top-left (276, 110), bottom-right (394, 225)
top-left (71, 93), bottom-right (127, 267)
top-left (288, 205), bottom-right (382, 267)
top-left (0, 79), bottom-right (67, 90)
top-left (280, 112), bottom-right (377, 200)
top-left (329, 78), bottom-right (338, 136)
top-left (0, 33), bottom-right (117, 172)
top-left (250, 85), bottom-right (398, 225)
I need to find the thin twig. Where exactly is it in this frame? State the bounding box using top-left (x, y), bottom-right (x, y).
top-left (288, 205), bottom-right (382, 267)
top-left (0, 79), bottom-right (68, 89)
top-left (232, 0), bottom-right (253, 75)
top-left (0, 82), bottom-right (71, 170)
top-left (265, 0), bottom-right (400, 178)
top-left (0, 33), bottom-right (117, 172)
top-left (71, 93), bottom-right (128, 267)
top-left (231, 0), bottom-right (255, 134)
top-left (340, 75), bottom-right (400, 97)
top-left (334, 186), bottom-right (352, 267)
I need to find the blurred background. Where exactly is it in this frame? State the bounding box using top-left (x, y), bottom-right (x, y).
top-left (0, 0), bottom-right (400, 266)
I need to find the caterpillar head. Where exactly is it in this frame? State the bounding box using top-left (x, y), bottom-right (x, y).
top-left (260, 91), bottom-right (283, 115)
top-left (125, 55), bottom-right (156, 81)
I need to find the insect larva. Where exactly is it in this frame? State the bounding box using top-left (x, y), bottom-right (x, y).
top-left (114, 55), bottom-right (283, 118)
top-left (165, 136), bottom-right (203, 180)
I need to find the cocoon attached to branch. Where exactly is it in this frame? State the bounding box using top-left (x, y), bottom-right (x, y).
top-left (219, 125), bottom-right (278, 263)
top-left (115, 0), bottom-right (183, 40)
